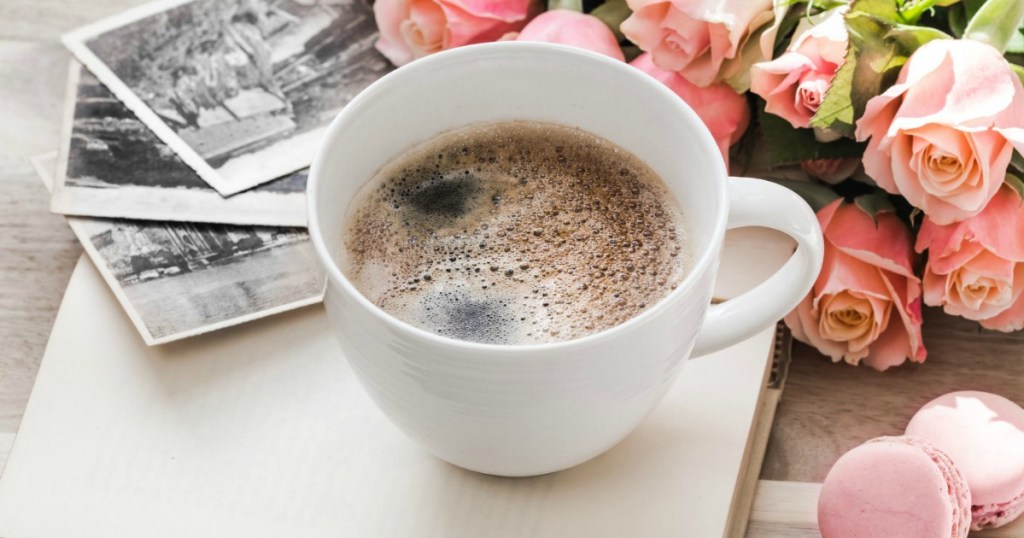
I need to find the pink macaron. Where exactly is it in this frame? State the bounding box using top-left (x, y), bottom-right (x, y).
top-left (818, 436), bottom-right (971, 538)
top-left (906, 391), bottom-right (1024, 530)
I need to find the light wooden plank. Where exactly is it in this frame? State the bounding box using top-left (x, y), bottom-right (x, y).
top-left (0, 40), bottom-right (82, 434)
top-left (747, 480), bottom-right (1024, 537)
top-left (0, 0), bottom-right (150, 41)
top-left (762, 309), bottom-right (1024, 484)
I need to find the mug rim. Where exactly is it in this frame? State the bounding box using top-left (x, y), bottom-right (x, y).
top-left (307, 41), bottom-right (729, 354)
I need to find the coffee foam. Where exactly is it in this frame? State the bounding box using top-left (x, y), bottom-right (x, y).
top-left (343, 121), bottom-right (690, 344)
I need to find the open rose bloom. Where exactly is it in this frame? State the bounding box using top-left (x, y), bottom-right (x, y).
top-left (856, 39), bottom-right (1024, 224)
top-left (750, 7), bottom-right (847, 129)
top-left (918, 187), bottom-right (1024, 332)
top-left (620, 0), bottom-right (776, 88)
top-left (785, 200), bottom-right (927, 371)
top-left (374, 0), bottom-right (540, 65)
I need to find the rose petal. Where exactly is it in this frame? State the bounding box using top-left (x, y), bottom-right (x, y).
top-left (440, 0), bottom-right (536, 22)
top-left (621, 3), bottom-right (672, 52)
top-left (979, 265), bottom-right (1024, 331)
top-left (516, 10), bottom-right (624, 60)
top-left (437, 0), bottom-right (536, 47)
top-left (821, 201), bottom-right (917, 279)
top-left (374, 0), bottom-right (417, 65)
top-left (918, 187), bottom-right (1024, 262)
top-left (891, 40), bottom-right (1016, 130)
top-left (751, 53), bottom-right (814, 128)
top-left (859, 319), bottom-right (914, 371)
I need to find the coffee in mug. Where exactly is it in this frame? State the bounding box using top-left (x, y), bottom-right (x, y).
top-left (342, 120), bottom-right (691, 344)
top-left (308, 43), bottom-right (823, 476)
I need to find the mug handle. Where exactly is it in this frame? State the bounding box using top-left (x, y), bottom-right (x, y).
top-left (691, 177), bottom-right (824, 357)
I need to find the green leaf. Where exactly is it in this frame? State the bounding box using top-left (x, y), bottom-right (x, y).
top-left (854, 190), bottom-right (897, 221)
top-left (810, 5), bottom-right (951, 136)
top-left (964, 0), bottom-right (1024, 53)
top-left (591, 0), bottom-right (631, 42)
top-left (896, 0), bottom-right (942, 25)
top-left (771, 3), bottom-right (806, 58)
top-left (758, 103), bottom-right (867, 165)
top-left (772, 179), bottom-right (842, 213)
top-left (811, 43), bottom-right (857, 135)
top-left (547, 0), bottom-right (582, 12)
top-left (1008, 173), bottom-right (1024, 200)
top-left (909, 207), bottom-right (922, 226)
top-left (1013, 64), bottom-right (1024, 87)
top-left (853, 0), bottom-right (902, 21)
top-left (885, 24), bottom-right (953, 50)
top-left (948, 0), bottom-right (988, 37)
top-left (846, 0), bottom-right (939, 25)
top-left (1011, 150), bottom-right (1024, 175)
top-left (1007, 24), bottom-right (1024, 53)
top-left (621, 44), bottom-right (642, 63)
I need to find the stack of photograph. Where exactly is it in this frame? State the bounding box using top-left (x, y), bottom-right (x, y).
top-left (37, 0), bottom-right (393, 345)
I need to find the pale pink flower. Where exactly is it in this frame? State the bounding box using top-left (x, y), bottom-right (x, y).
top-left (374, 0), bottom-right (540, 66)
top-left (785, 200), bottom-right (926, 371)
top-left (751, 7), bottom-right (848, 129)
top-left (856, 39), bottom-right (1024, 224)
top-left (620, 0), bottom-right (776, 87)
top-left (917, 186), bottom-right (1024, 332)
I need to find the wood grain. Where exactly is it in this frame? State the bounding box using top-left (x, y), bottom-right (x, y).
top-left (0, 0), bottom-right (150, 41)
top-left (747, 480), bottom-right (1024, 537)
top-left (0, 40), bottom-right (81, 433)
top-left (761, 308), bottom-right (1024, 483)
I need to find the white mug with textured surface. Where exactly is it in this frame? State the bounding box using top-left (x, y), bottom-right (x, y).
top-left (308, 42), bottom-right (823, 477)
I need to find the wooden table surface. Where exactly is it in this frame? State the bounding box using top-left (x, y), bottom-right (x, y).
top-left (3, 3), bottom-right (1024, 536)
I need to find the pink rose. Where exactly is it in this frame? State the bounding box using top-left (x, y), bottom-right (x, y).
top-left (630, 52), bottom-right (750, 166)
top-left (374, 0), bottom-right (540, 66)
top-left (751, 7), bottom-right (848, 129)
top-left (785, 200), bottom-right (927, 371)
top-left (800, 157), bottom-right (860, 185)
top-left (620, 0), bottom-right (776, 88)
top-left (917, 186), bottom-right (1024, 331)
top-left (856, 39), bottom-right (1024, 224)
top-left (510, 10), bottom-right (624, 60)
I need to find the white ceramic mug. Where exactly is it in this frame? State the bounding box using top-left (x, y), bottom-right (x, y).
top-left (308, 42), bottom-right (823, 477)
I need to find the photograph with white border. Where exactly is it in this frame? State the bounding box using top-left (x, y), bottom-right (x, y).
top-left (52, 63), bottom-right (308, 227)
top-left (35, 152), bottom-right (325, 346)
top-left (63, 0), bottom-right (391, 195)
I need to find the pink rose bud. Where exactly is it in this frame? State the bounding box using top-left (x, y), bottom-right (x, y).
top-left (917, 186), bottom-right (1024, 332)
top-left (630, 52), bottom-right (750, 167)
top-left (785, 199), bottom-right (926, 371)
top-left (621, 0), bottom-right (776, 88)
top-left (513, 10), bottom-right (624, 61)
top-left (751, 7), bottom-right (848, 129)
top-left (374, 0), bottom-right (541, 66)
top-left (856, 39), bottom-right (1024, 224)
top-left (800, 158), bottom-right (860, 185)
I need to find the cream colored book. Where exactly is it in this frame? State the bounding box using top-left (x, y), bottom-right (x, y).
top-left (0, 228), bottom-right (792, 537)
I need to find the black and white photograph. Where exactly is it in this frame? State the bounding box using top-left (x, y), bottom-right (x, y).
top-left (35, 153), bottom-right (325, 346)
top-left (51, 64), bottom-right (308, 227)
top-left (63, 0), bottom-right (392, 195)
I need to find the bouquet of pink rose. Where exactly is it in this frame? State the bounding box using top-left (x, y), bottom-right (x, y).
top-left (369, 0), bottom-right (1024, 371)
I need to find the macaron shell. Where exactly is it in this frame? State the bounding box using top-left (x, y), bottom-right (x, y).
top-left (818, 437), bottom-right (970, 538)
top-left (906, 391), bottom-right (1024, 510)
